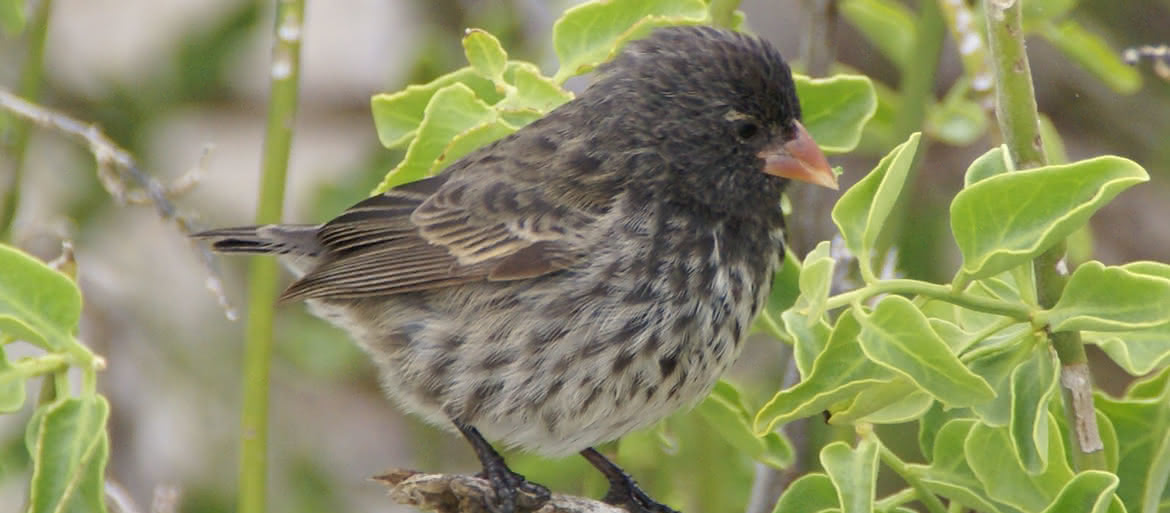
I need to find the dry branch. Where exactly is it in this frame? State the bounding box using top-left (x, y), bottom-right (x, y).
top-left (376, 470), bottom-right (627, 513)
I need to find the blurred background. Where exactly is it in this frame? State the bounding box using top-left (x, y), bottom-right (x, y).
top-left (1, 0), bottom-right (1167, 512)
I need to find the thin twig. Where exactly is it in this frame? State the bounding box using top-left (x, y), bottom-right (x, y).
top-left (0, 88), bottom-right (237, 320)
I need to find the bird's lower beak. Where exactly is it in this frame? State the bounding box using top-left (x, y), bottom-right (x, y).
top-left (758, 121), bottom-right (838, 190)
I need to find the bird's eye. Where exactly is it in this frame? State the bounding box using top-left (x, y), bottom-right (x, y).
top-left (734, 120), bottom-right (760, 141)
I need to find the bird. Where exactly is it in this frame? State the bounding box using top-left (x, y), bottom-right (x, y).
top-left (195, 25), bottom-right (836, 513)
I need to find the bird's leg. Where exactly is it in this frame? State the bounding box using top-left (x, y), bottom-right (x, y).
top-left (455, 422), bottom-right (550, 513)
top-left (580, 448), bottom-right (680, 513)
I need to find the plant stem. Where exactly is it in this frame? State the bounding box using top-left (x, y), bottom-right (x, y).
top-left (799, 0), bottom-right (838, 77)
top-left (708, 0), bottom-right (741, 28)
top-left (825, 279), bottom-right (1032, 320)
top-left (982, 0), bottom-right (1104, 471)
top-left (874, 487), bottom-right (918, 512)
top-left (0, 0), bottom-right (53, 240)
top-left (7, 354), bottom-right (69, 380)
top-left (238, 2), bottom-right (305, 512)
top-left (893, 0), bottom-right (944, 139)
top-left (877, 444), bottom-right (947, 513)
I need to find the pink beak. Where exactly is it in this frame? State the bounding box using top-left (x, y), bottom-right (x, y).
top-left (758, 121), bottom-right (837, 190)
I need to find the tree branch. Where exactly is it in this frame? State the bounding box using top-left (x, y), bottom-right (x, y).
top-left (376, 470), bottom-right (625, 513)
top-left (0, 88), bottom-right (236, 319)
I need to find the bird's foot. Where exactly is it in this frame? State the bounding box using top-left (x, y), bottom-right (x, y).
top-left (456, 422), bottom-right (550, 513)
top-left (581, 448), bottom-right (680, 513)
top-left (474, 466), bottom-right (551, 513)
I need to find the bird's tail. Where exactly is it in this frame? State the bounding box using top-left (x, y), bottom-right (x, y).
top-left (193, 224), bottom-right (322, 257)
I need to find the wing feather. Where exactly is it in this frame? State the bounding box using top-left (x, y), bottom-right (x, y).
top-left (281, 161), bottom-right (596, 300)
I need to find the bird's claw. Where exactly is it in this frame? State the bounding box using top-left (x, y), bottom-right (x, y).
top-left (602, 484), bottom-right (680, 513)
top-left (477, 467), bottom-right (550, 513)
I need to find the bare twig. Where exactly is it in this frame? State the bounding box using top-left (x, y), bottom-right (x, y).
top-left (0, 88), bottom-right (237, 320)
top-left (1123, 44), bottom-right (1170, 81)
top-left (376, 470), bottom-right (625, 513)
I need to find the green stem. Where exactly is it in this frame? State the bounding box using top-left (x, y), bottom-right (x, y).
top-left (799, 0), bottom-right (838, 78)
top-left (5, 354), bottom-right (69, 381)
top-left (874, 487), bottom-right (918, 512)
top-left (708, 0), bottom-right (741, 28)
top-left (0, 0), bottom-right (53, 240)
top-left (825, 279), bottom-right (1033, 320)
top-left (238, 2), bottom-right (305, 513)
top-left (982, 0), bottom-right (1104, 472)
top-left (893, 0), bottom-right (944, 139)
top-left (877, 444), bottom-right (947, 513)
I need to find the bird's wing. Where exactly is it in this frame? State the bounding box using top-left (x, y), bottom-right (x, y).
top-left (279, 154), bottom-right (601, 301)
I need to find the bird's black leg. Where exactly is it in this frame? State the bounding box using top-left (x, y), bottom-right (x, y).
top-left (580, 447), bottom-right (680, 513)
top-left (455, 422), bottom-right (550, 513)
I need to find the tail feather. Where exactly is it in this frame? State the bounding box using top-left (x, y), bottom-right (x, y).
top-left (193, 224), bottom-right (322, 256)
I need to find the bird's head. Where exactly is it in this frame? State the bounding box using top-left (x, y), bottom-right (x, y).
top-left (584, 26), bottom-right (836, 220)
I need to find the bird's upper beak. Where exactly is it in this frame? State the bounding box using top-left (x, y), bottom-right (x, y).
top-left (758, 121), bottom-right (838, 190)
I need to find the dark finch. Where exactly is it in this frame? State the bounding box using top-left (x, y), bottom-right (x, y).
top-left (196, 26), bottom-right (836, 513)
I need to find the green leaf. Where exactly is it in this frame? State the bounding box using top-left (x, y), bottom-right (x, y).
top-left (0, 0), bottom-right (23, 34)
top-left (755, 312), bottom-right (896, 433)
top-left (1039, 20), bottom-right (1141, 95)
top-left (967, 336), bottom-right (1040, 427)
top-left (1087, 325), bottom-right (1170, 375)
top-left (1022, 0), bottom-right (1079, 25)
top-left (831, 132), bottom-right (921, 280)
top-left (696, 381), bottom-right (794, 469)
top-left (951, 156), bottom-right (1148, 281)
top-left (927, 96), bottom-right (988, 146)
top-left (1097, 379), bottom-right (1170, 512)
top-left (374, 83), bottom-right (498, 193)
top-left (820, 439), bottom-right (879, 513)
top-left (783, 309), bottom-right (832, 378)
top-left (462, 28), bottom-right (508, 84)
top-left (856, 295), bottom-right (996, 407)
top-left (370, 68), bottom-right (500, 149)
top-left (965, 145), bottom-right (1014, 187)
top-left (795, 74), bottom-right (878, 154)
top-left (911, 419), bottom-right (1007, 513)
top-left (965, 416), bottom-right (1075, 512)
top-left (918, 403), bottom-right (971, 460)
top-left (1040, 471), bottom-right (1120, 513)
top-left (830, 380), bottom-right (932, 424)
top-left (1038, 115), bottom-right (1069, 166)
top-left (429, 120), bottom-right (516, 174)
top-left (499, 62), bottom-right (574, 115)
top-left (0, 245), bottom-right (83, 351)
top-left (756, 251), bottom-right (802, 338)
top-left (773, 473), bottom-right (840, 513)
top-left (27, 396), bottom-right (110, 513)
top-left (838, 0), bottom-right (915, 70)
top-left (552, 0), bottom-right (708, 82)
top-left (1009, 347), bottom-right (1059, 474)
top-left (0, 345), bottom-right (27, 412)
top-left (797, 241), bottom-right (834, 321)
top-left (1045, 261), bottom-right (1170, 332)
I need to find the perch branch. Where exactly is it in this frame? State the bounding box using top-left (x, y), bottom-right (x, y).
top-left (376, 470), bottom-right (625, 513)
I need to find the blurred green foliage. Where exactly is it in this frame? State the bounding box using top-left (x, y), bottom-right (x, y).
top-left (1, 0), bottom-right (1168, 512)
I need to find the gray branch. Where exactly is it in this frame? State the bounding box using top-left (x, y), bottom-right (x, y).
top-left (376, 470), bottom-right (626, 513)
top-left (0, 87), bottom-right (236, 320)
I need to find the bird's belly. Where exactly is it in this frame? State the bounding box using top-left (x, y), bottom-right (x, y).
top-left (308, 239), bottom-right (775, 456)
